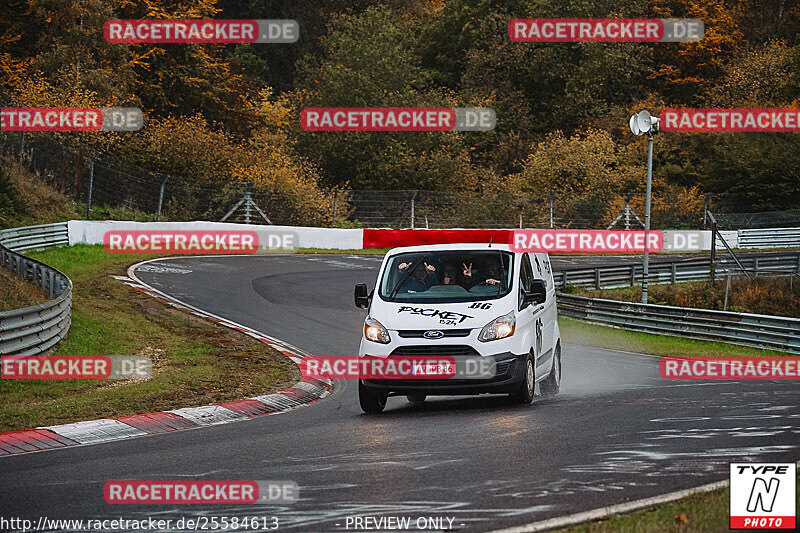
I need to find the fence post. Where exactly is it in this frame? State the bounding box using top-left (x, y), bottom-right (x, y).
top-left (624, 195), bottom-right (631, 230)
top-left (671, 263), bottom-right (677, 284)
top-left (549, 192), bottom-right (554, 229)
top-left (156, 176), bottom-right (169, 221)
top-left (723, 270), bottom-right (732, 311)
top-left (19, 131), bottom-right (25, 157)
top-left (410, 190), bottom-right (418, 229)
top-left (630, 265), bottom-right (636, 286)
top-left (86, 157), bottom-right (95, 218)
top-left (244, 182), bottom-right (253, 224)
top-left (595, 268), bottom-right (601, 289)
top-left (753, 257), bottom-right (759, 276)
top-left (710, 220), bottom-right (717, 286)
top-left (561, 272), bottom-right (568, 291)
top-left (702, 196), bottom-right (708, 229)
top-left (332, 190), bottom-right (338, 225)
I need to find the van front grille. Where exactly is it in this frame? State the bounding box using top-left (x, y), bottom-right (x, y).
top-left (390, 345), bottom-right (479, 357)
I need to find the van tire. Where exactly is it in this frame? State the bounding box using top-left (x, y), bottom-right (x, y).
top-left (540, 342), bottom-right (561, 397)
top-left (359, 381), bottom-right (387, 414)
top-left (406, 393), bottom-right (426, 404)
top-left (511, 351), bottom-right (535, 404)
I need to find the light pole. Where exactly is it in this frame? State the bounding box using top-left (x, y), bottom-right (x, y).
top-left (629, 109), bottom-right (659, 304)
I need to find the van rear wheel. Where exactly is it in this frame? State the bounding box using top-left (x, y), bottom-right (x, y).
top-left (359, 381), bottom-right (387, 414)
top-left (540, 342), bottom-right (561, 397)
top-left (511, 351), bottom-right (535, 404)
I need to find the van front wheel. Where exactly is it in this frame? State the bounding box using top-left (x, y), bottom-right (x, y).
top-left (511, 352), bottom-right (535, 404)
top-left (359, 381), bottom-right (387, 414)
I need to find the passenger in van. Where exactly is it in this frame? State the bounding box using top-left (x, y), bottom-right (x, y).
top-left (397, 261), bottom-right (438, 292)
top-left (461, 257), bottom-right (503, 287)
top-left (440, 263), bottom-right (460, 286)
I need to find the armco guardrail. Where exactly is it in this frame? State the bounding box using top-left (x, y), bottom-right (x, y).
top-left (555, 253), bottom-right (800, 290)
top-left (0, 223), bottom-right (72, 355)
top-left (557, 293), bottom-right (800, 355)
top-left (738, 228), bottom-right (800, 249)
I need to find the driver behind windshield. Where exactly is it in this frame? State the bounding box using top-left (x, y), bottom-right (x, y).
top-left (397, 260), bottom-right (438, 293)
top-left (462, 256), bottom-right (503, 288)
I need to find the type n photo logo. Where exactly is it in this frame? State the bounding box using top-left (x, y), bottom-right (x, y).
top-left (730, 463), bottom-right (796, 529)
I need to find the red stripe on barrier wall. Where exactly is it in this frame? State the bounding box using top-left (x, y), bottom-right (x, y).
top-left (363, 229), bottom-right (513, 249)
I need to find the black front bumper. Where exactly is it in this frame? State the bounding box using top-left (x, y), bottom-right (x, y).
top-left (361, 352), bottom-right (526, 396)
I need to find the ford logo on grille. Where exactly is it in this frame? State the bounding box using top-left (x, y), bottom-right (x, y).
top-left (423, 330), bottom-right (444, 339)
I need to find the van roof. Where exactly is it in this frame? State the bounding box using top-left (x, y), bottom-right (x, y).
top-left (386, 243), bottom-right (514, 255)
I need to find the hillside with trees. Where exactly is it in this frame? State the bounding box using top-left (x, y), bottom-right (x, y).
top-left (2, 0), bottom-right (799, 226)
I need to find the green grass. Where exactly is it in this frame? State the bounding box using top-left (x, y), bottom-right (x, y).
top-left (560, 316), bottom-right (786, 357)
top-left (0, 244), bottom-right (297, 432)
top-left (555, 470), bottom-right (799, 532)
top-left (0, 266), bottom-right (49, 311)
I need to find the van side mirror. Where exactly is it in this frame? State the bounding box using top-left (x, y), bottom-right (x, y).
top-left (522, 279), bottom-right (547, 307)
top-left (354, 283), bottom-right (370, 309)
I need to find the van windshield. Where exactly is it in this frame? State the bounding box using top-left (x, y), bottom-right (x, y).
top-left (379, 251), bottom-right (514, 303)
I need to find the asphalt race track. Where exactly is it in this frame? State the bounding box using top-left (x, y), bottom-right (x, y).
top-left (2, 254), bottom-right (799, 532)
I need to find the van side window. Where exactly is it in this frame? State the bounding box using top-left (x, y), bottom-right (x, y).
top-left (534, 254), bottom-right (548, 288)
top-left (519, 253), bottom-right (533, 309)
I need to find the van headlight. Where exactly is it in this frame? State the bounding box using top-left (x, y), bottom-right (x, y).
top-left (364, 316), bottom-right (391, 344)
top-left (478, 311), bottom-right (515, 342)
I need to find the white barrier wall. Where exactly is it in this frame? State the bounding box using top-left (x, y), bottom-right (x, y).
top-left (67, 221), bottom-right (364, 250)
top-left (66, 221), bottom-right (795, 251)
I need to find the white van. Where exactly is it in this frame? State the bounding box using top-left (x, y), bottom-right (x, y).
top-left (354, 243), bottom-right (561, 413)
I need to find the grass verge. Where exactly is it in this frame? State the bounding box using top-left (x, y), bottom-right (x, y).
top-left (560, 316), bottom-right (787, 357)
top-left (0, 266), bottom-right (49, 311)
top-left (554, 470), bottom-right (799, 532)
top-left (0, 244), bottom-right (298, 432)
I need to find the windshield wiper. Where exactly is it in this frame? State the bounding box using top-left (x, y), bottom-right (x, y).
top-left (388, 255), bottom-right (429, 301)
